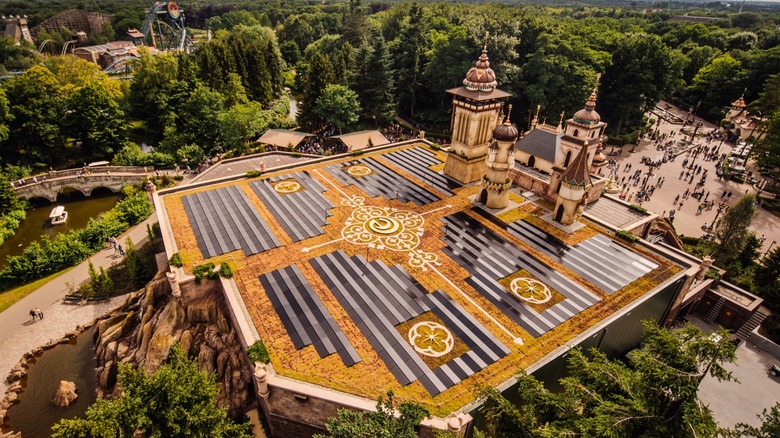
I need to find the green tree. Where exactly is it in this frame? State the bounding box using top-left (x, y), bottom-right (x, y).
top-left (351, 34), bottom-right (395, 125)
top-left (343, 0), bottom-right (369, 46)
top-left (219, 101), bottom-right (270, 153)
top-left (0, 173), bottom-right (20, 217)
top-left (477, 321), bottom-right (736, 437)
top-left (63, 81), bottom-right (127, 160)
top-left (2, 65), bottom-right (64, 164)
top-left (722, 403), bottom-right (780, 438)
top-left (0, 87), bottom-right (13, 144)
top-left (392, 3), bottom-right (426, 119)
top-left (129, 49), bottom-right (180, 143)
top-left (314, 85), bottom-right (361, 134)
top-left (314, 390), bottom-right (429, 438)
top-left (599, 33), bottom-right (684, 134)
top-left (298, 52), bottom-right (335, 129)
top-left (52, 344), bottom-right (250, 438)
top-left (712, 194), bottom-right (756, 267)
top-left (689, 53), bottom-right (748, 120)
top-left (754, 247), bottom-right (780, 302)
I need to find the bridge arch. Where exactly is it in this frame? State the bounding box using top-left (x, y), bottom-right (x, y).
top-left (85, 186), bottom-right (121, 197)
top-left (57, 186), bottom-right (91, 200)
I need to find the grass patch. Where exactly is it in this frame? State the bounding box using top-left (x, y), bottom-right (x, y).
top-left (0, 268), bottom-right (73, 314)
top-left (395, 312), bottom-right (469, 370)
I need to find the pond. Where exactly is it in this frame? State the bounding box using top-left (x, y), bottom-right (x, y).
top-left (1, 327), bottom-right (98, 436)
top-left (0, 191), bottom-right (121, 269)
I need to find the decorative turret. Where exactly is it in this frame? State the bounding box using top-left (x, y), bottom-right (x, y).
top-left (553, 141), bottom-right (592, 225)
top-left (558, 74), bottom-right (607, 169)
top-left (443, 32), bottom-right (512, 184)
top-left (480, 105), bottom-right (518, 209)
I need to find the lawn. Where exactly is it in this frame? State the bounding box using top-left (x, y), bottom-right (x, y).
top-left (0, 268), bottom-right (73, 314)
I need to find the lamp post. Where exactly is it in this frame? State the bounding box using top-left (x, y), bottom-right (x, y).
top-left (709, 201), bottom-right (727, 231)
top-left (690, 121), bottom-right (703, 142)
top-left (760, 240), bottom-right (777, 262)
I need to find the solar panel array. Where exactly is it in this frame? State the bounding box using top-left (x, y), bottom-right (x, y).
top-left (182, 186), bottom-right (280, 258)
top-left (250, 171), bottom-right (336, 242)
top-left (505, 219), bottom-right (658, 294)
top-left (259, 265), bottom-right (361, 367)
top-left (441, 212), bottom-right (601, 338)
top-left (380, 148), bottom-right (461, 196)
top-left (309, 250), bottom-right (509, 395)
top-left (325, 158), bottom-right (440, 205)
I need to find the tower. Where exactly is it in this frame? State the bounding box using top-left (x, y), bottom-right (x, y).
top-left (727, 91), bottom-right (747, 120)
top-left (553, 141), bottom-right (592, 225)
top-left (480, 105), bottom-right (519, 209)
top-left (443, 33), bottom-right (511, 184)
top-left (557, 79), bottom-right (607, 170)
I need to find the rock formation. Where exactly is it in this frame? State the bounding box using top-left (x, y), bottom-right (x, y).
top-left (53, 381), bottom-right (78, 407)
top-left (92, 273), bottom-right (255, 418)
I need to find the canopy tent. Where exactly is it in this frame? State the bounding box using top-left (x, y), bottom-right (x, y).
top-left (257, 129), bottom-right (314, 149)
top-left (329, 130), bottom-right (389, 152)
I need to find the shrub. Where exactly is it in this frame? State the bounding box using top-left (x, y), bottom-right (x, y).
top-left (169, 252), bottom-right (183, 267)
top-left (246, 170), bottom-right (263, 178)
top-left (628, 204), bottom-right (648, 214)
top-left (193, 262), bottom-right (218, 283)
top-left (247, 340), bottom-right (270, 363)
top-left (218, 263), bottom-right (233, 278)
top-left (350, 150), bottom-right (365, 156)
top-left (615, 230), bottom-right (639, 243)
top-left (705, 268), bottom-right (721, 285)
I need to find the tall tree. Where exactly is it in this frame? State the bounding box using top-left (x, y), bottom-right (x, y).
top-left (0, 87), bottom-right (11, 144)
top-left (314, 85), bottom-right (361, 134)
top-left (754, 247), bottom-right (780, 302)
top-left (478, 322), bottom-right (736, 437)
top-left (63, 81), bottom-right (127, 160)
top-left (713, 194), bottom-right (756, 267)
top-left (298, 52), bottom-right (335, 129)
top-left (2, 65), bottom-right (64, 164)
top-left (599, 33), bottom-right (684, 135)
top-left (314, 390), bottom-right (429, 438)
top-left (352, 34), bottom-right (396, 124)
top-left (343, 0), bottom-right (369, 46)
top-left (689, 53), bottom-right (748, 120)
top-left (52, 344), bottom-right (250, 438)
top-left (392, 3), bottom-right (426, 119)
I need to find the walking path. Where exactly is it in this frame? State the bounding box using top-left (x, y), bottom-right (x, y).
top-left (0, 212), bottom-right (158, 394)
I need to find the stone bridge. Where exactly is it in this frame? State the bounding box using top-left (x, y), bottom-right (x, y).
top-left (12, 166), bottom-right (152, 202)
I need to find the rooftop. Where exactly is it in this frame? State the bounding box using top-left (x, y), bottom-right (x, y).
top-left (159, 141), bottom-right (681, 416)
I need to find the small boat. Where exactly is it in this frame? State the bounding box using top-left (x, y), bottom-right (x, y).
top-left (49, 206), bottom-right (68, 225)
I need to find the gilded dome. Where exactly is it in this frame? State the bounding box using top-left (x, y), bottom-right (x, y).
top-left (463, 49), bottom-right (497, 91)
top-left (572, 90), bottom-right (600, 124)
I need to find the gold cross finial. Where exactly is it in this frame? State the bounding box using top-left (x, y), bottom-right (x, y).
top-left (559, 111), bottom-right (565, 125)
top-left (483, 31), bottom-right (490, 51)
top-left (505, 104), bottom-right (513, 124)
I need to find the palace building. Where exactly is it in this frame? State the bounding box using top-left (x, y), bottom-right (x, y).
top-left (152, 41), bottom-right (760, 437)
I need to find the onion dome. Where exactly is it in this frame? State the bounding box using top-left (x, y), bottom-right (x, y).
top-left (572, 89), bottom-right (601, 125)
top-left (492, 105), bottom-right (519, 142)
top-left (463, 32), bottom-right (497, 91)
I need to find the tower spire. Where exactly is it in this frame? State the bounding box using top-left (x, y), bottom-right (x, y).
top-left (483, 31), bottom-right (490, 51)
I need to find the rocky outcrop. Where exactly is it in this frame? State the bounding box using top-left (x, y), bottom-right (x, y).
top-left (93, 274), bottom-right (254, 418)
top-left (53, 381), bottom-right (78, 407)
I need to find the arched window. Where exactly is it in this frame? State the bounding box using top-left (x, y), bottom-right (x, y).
top-left (573, 129), bottom-right (579, 137)
top-left (564, 151), bottom-right (572, 167)
top-left (528, 155), bottom-right (536, 167)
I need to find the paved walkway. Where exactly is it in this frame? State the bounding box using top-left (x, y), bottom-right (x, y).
top-left (0, 212), bottom-right (158, 394)
top-left (691, 315), bottom-right (780, 429)
top-left (609, 103), bottom-right (780, 255)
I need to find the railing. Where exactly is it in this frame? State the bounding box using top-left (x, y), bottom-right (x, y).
top-left (11, 166), bottom-right (152, 190)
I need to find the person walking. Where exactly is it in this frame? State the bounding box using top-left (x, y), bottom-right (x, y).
top-left (29, 309), bottom-right (36, 322)
top-left (118, 244), bottom-right (125, 256)
top-left (35, 307), bottom-right (43, 320)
